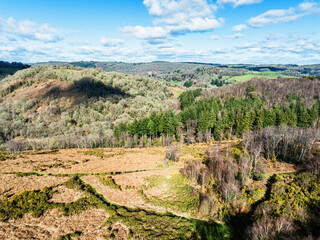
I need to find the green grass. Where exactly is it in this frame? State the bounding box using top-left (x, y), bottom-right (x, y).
top-left (229, 72), bottom-right (297, 83)
top-left (105, 209), bottom-right (198, 239)
top-left (172, 80), bottom-right (180, 85)
top-left (139, 174), bottom-right (200, 213)
top-left (176, 90), bottom-right (184, 94)
top-left (97, 176), bottom-right (121, 190)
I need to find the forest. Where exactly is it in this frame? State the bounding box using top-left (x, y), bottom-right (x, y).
top-left (0, 61), bottom-right (30, 80)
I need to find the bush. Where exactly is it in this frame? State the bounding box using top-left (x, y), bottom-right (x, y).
top-left (0, 187), bottom-right (56, 221)
top-left (166, 144), bottom-right (180, 162)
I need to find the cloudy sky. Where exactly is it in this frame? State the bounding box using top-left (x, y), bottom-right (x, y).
top-left (0, 0), bottom-right (320, 64)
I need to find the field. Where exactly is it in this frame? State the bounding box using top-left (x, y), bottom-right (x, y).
top-left (228, 71), bottom-right (297, 83)
top-left (167, 86), bottom-right (186, 97)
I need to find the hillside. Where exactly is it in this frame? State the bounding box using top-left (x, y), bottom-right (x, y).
top-left (203, 77), bottom-right (320, 107)
top-left (71, 61), bottom-right (208, 76)
top-left (0, 65), bottom-right (175, 150)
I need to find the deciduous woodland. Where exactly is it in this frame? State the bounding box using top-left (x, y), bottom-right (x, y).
top-left (0, 64), bottom-right (319, 239)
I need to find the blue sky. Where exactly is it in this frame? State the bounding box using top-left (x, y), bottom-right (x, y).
top-left (0, 0), bottom-right (320, 64)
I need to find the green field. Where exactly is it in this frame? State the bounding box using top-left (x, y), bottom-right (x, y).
top-left (229, 71), bottom-right (297, 83)
top-left (172, 80), bottom-right (180, 85)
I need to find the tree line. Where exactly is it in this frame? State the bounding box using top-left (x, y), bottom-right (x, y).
top-left (113, 89), bottom-right (320, 147)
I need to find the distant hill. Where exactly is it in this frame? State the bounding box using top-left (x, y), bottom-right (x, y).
top-left (69, 61), bottom-right (208, 76)
top-left (32, 61), bottom-right (320, 89)
top-left (0, 61), bottom-right (30, 80)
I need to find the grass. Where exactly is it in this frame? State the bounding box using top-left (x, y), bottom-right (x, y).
top-left (97, 176), bottom-right (121, 190)
top-left (139, 174), bottom-right (200, 214)
top-left (81, 148), bottom-right (130, 159)
top-left (105, 209), bottom-right (198, 239)
top-left (228, 72), bottom-right (297, 83)
top-left (81, 149), bottom-right (107, 158)
top-left (176, 90), bottom-right (184, 94)
top-left (0, 151), bottom-right (15, 161)
top-left (172, 80), bottom-right (180, 85)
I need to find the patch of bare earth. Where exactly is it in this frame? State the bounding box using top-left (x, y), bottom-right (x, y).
top-left (0, 147), bottom-right (182, 174)
top-left (82, 169), bottom-right (179, 212)
top-left (0, 208), bottom-right (109, 240)
top-left (0, 174), bottom-right (70, 201)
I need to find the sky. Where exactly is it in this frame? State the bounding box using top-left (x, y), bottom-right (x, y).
top-left (0, 0), bottom-right (320, 64)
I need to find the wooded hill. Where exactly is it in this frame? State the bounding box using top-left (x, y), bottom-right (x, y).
top-left (0, 61), bottom-right (30, 81)
top-left (34, 61), bottom-right (320, 89)
top-left (0, 65), bottom-right (175, 151)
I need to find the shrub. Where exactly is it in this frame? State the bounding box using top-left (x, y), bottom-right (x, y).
top-left (166, 144), bottom-right (180, 162)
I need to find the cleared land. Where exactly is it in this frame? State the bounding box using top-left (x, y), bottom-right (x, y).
top-left (167, 86), bottom-right (186, 97)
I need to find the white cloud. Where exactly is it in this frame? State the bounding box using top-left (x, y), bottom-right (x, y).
top-left (218, 0), bottom-right (262, 7)
top-left (99, 37), bottom-right (124, 46)
top-left (227, 33), bottom-right (244, 38)
top-left (210, 35), bottom-right (219, 40)
top-left (122, 26), bottom-right (168, 39)
top-left (248, 1), bottom-right (320, 27)
top-left (248, 8), bottom-right (302, 27)
top-left (232, 24), bottom-right (248, 31)
top-left (168, 17), bottom-right (224, 34)
top-left (298, 1), bottom-right (320, 13)
top-left (0, 17), bottom-right (63, 42)
top-left (122, 0), bottom-right (223, 39)
top-left (2, 32), bottom-right (320, 64)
